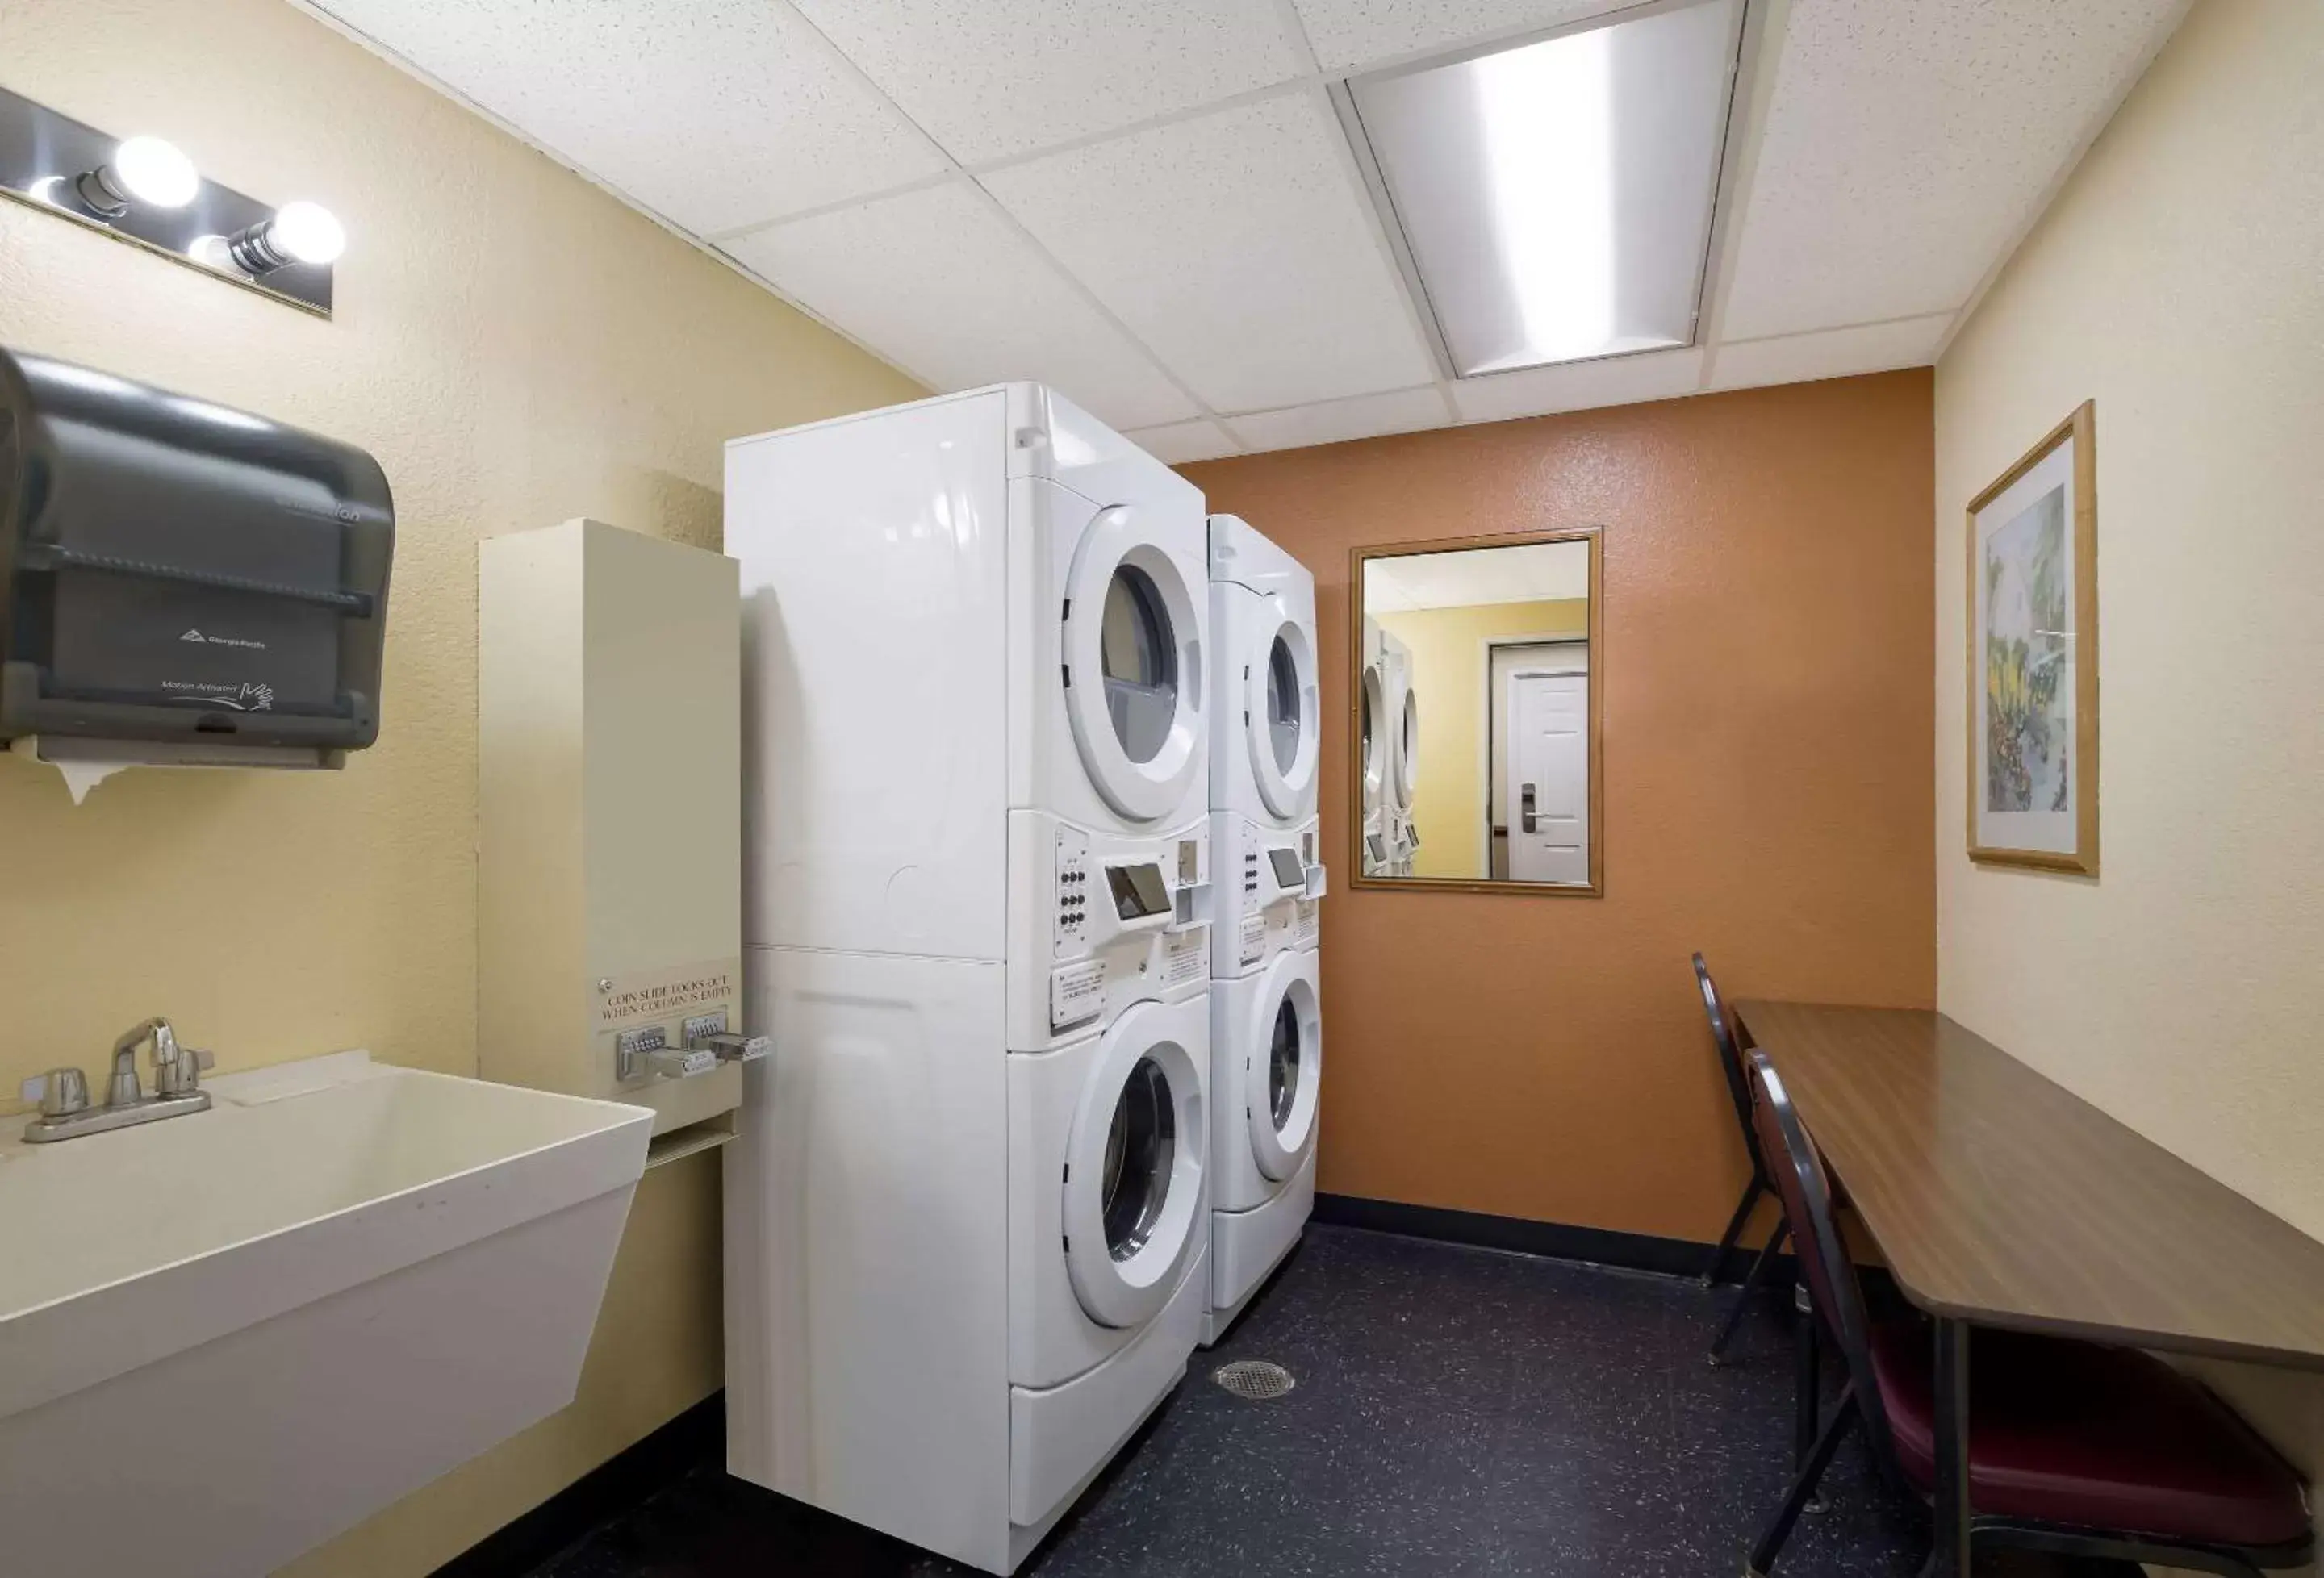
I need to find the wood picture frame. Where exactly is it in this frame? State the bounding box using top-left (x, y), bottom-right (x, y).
top-left (1965, 401), bottom-right (2099, 875)
top-left (1348, 527), bottom-right (1605, 897)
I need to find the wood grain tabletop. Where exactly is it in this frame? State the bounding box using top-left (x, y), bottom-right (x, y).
top-left (1736, 999), bottom-right (2324, 1370)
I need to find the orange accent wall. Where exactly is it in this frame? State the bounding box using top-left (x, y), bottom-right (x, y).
top-left (1185, 371), bottom-right (1937, 1242)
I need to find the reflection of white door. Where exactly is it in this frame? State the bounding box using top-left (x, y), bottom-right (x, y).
top-left (1507, 668), bottom-right (1588, 884)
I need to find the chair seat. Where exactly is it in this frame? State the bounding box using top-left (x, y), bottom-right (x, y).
top-left (1870, 1319), bottom-right (2309, 1551)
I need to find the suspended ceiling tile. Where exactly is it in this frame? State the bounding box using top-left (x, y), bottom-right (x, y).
top-left (1227, 386), bottom-right (1450, 454)
top-left (1291, 0), bottom-right (1628, 72)
top-left (1706, 314), bottom-right (1950, 393)
top-left (1127, 419), bottom-right (1246, 465)
top-left (1718, 0), bottom-right (2188, 340)
top-left (725, 182), bottom-right (1199, 431)
top-left (1448, 348), bottom-right (1705, 424)
top-left (307, 0), bottom-right (943, 236)
top-left (984, 94), bottom-right (1436, 415)
top-left (792, 0), bottom-right (1306, 166)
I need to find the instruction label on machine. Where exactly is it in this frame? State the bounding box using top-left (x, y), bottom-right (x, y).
top-left (593, 957), bottom-right (740, 1032)
top-left (1051, 959), bottom-right (1106, 1031)
top-left (1164, 928), bottom-right (1206, 987)
top-left (1239, 910), bottom-right (1267, 967)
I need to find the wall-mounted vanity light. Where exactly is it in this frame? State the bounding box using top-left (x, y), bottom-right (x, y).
top-left (0, 86), bottom-right (343, 318)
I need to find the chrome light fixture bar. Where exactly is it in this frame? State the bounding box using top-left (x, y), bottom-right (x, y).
top-left (0, 84), bottom-right (343, 317)
top-left (1339, 0), bottom-right (1745, 379)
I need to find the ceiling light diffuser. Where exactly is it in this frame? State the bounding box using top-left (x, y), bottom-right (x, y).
top-left (1345, 0), bottom-right (1743, 378)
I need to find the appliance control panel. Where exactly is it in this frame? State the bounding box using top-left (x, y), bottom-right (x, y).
top-left (1039, 822), bottom-right (1210, 1036)
top-left (1053, 829), bottom-right (1093, 959)
top-left (1224, 825), bottom-right (1323, 968)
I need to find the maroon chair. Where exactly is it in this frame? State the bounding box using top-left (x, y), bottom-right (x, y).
top-left (1692, 952), bottom-right (1790, 1364)
top-left (1742, 1047), bottom-right (2312, 1578)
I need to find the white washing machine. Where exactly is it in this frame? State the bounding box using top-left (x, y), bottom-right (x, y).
top-left (1203, 515), bottom-right (1323, 1344)
top-left (722, 385), bottom-right (1214, 1575)
top-left (1208, 946), bottom-right (1321, 1336)
top-left (1380, 627), bottom-right (1419, 875)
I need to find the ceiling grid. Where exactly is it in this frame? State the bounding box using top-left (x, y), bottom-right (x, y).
top-left (295, 0), bottom-right (2191, 457)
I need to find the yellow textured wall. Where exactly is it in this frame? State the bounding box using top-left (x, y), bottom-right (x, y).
top-left (1933, 2), bottom-right (2324, 1564)
top-left (1372, 599), bottom-right (1590, 879)
top-left (0, 1), bottom-right (922, 1572)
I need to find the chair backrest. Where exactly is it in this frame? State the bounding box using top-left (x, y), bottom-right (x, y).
top-left (1693, 953), bottom-right (1764, 1171)
top-left (1745, 1047), bottom-right (1902, 1465)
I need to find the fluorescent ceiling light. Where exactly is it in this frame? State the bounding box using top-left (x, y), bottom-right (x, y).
top-left (1347, 0), bottom-right (1743, 378)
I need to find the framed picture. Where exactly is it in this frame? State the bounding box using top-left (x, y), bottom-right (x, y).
top-left (1967, 401), bottom-right (2099, 874)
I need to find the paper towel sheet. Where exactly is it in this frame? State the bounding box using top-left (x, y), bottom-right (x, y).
top-left (8, 737), bottom-right (336, 804)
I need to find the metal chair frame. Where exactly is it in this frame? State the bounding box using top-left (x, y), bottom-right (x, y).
top-left (1694, 953), bottom-right (1788, 1365)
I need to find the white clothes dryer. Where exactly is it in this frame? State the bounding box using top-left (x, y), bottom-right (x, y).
top-left (724, 387), bottom-right (1214, 1576)
top-left (1358, 616), bottom-right (1390, 878)
top-left (729, 382), bottom-right (1210, 965)
top-left (1207, 514), bottom-right (1319, 829)
top-left (1203, 946), bottom-right (1320, 1342)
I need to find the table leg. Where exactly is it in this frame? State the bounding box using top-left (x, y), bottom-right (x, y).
top-left (1930, 1317), bottom-right (1971, 1576)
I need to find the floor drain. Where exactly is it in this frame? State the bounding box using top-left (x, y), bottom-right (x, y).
top-left (1213, 1359), bottom-right (1296, 1401)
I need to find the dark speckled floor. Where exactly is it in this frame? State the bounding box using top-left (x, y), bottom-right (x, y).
top-left (527, 1225), bottom-right (2133, 1578)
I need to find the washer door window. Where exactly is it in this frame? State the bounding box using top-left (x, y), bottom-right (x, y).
top-left (1247, 962), bottom-right (1321, 1182)
top-left (1065, 506), bottom-right (1203, 822)
top-left (1064, 1011), bottom-right (1206, 1329)
top-left (1248, 610), bottom-right (1319, 821)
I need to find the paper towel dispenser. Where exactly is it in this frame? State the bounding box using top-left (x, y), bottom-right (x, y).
top-left (0, 346), bottom-right (392, 754)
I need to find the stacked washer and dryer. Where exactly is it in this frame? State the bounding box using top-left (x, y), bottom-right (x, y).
top-left (1202, 515), bottom-right (1324, 1345)
top-left (723, 386), bottom-right (1217, 1574)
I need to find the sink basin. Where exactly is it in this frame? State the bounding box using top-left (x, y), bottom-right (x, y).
top-left (0, 1050), bottom-right (652, 1578)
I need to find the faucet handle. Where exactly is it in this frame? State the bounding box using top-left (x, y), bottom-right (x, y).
top-left (155, 1041), bottom-right (215, 1097)
top-left (20, 1067), bottom-right (91, 1119)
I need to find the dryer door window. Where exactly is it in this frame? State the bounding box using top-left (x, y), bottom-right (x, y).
top-left (1359, 664), bottom-right (1386, 804)
top-left (1248, 963), bottom-right (1321, 1184)
top-left (1064, 506), bottom-right (1205, 822)
top-left (1101, 564), bottom-right (1177, 766)
top-left (1394, 687), bottom-right (1421, 808)
top-left (1064, 1007), bottom-right (1207, 1329)
top-left (1266, 637), bottom-right (1302, 774)
top-left (1248, 610), bottom-right (1319, 820)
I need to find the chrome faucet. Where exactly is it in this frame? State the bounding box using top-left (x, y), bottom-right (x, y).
top-left (18, 1017), bottom-right (215, 1143)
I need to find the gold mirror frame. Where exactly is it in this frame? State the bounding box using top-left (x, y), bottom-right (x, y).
top-left (1349, 528), bottom-right (1605, 897)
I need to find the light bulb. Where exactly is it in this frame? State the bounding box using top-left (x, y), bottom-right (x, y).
top-left (224, 201), bottom-right (346, 275)
top-left (188, 234), bottom-right (237, 272)
top-left (271, 201), bottom-right (345, 265)
top-left (109, 136), bottom-right (200, 208)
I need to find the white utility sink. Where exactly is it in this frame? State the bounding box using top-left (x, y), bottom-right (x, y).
top-left (0, 1050), bottom-right (652, 1578)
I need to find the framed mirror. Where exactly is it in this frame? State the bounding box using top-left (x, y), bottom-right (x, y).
top-left (1351, 529), bottom-right (1603, 895)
